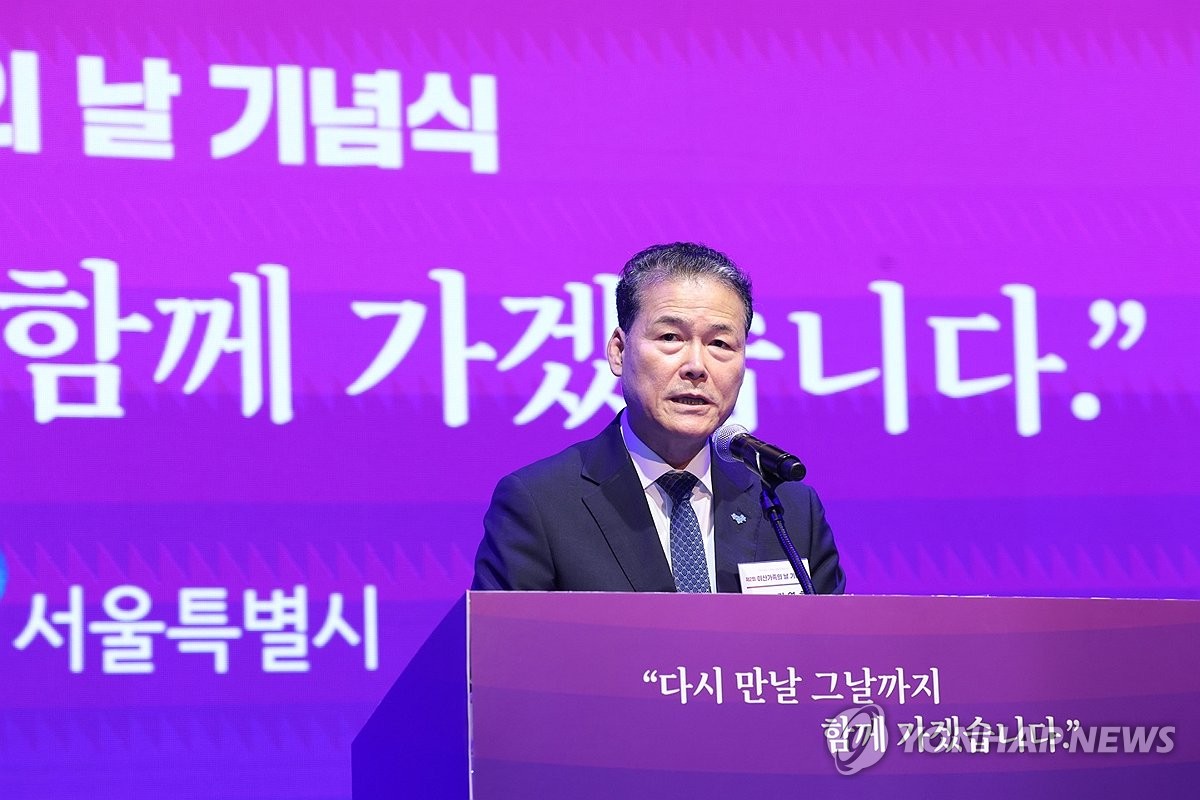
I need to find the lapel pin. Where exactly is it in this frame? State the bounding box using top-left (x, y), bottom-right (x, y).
top-left (731, 512), bottom-right (747, 525)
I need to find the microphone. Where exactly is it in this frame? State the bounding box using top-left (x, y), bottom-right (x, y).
top-left (713, 424), bottom-right (807, 483)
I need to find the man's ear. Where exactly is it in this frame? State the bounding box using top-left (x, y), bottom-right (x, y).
top-left (605, 328), bottom-right (625, 377)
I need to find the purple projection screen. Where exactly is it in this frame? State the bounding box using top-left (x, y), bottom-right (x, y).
top-left (468, 592), bottom-right (1200, 798)
top-left (2, 1), bottom-right (1198, 797)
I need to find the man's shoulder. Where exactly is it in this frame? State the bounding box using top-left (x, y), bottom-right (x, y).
top-left (713, 453), bottom-right (820, 498)
top-left (712, 457), bottom-right (825, 518)
top-left (769, 478), bottom-right (827, 521)
top-left (503, 437), bottom-right (591, 484)
top-left (496, 418), bottom-right (623, 490)
top-left (773, 478), bottom-right (820, 501)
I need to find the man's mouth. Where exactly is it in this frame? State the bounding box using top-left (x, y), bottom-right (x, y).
top-left (672, 396), bottom-right (710, 406)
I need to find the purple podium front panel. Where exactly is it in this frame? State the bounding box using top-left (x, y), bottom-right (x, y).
top-left (3, 1), bottom-right (1200, 796)
top-left (468, 592), bottom-right (1200, 799)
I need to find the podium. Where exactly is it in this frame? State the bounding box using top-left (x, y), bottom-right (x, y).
top-left (467, 592), bottom-right (1200, 799)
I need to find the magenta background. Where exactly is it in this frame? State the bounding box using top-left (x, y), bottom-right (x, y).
top-left (469, 592), bottom-right (1200, 797)
top-left (2, 1), bottom-right (1199, 797)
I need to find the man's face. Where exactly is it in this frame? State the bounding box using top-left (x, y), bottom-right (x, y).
top-left (606, 276), bottom-right (747, 468)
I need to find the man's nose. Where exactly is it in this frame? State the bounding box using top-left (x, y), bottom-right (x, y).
top-left (680, 340), bottom-right (708, 380)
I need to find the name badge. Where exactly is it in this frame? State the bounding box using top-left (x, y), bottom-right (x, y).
top-left (738, 559), bottom-right (810, 595)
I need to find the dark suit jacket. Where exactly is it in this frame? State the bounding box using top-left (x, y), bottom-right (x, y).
top-left (472, 416), bottom-right (846, 594)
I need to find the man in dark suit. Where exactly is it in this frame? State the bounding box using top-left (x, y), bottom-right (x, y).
top-left (472, 242), bottom-right (845, 594)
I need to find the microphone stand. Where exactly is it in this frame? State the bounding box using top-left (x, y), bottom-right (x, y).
top-left (759, 477), bottom-right (817, 595)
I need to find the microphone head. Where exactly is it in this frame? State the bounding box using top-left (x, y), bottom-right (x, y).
top-left (712, 423), bottom-right (749, 463)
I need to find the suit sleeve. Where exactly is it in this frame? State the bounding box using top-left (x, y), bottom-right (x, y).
top-left (472, 472), bottom-right (557, 590)
top-left (804, 486), bottom-right (846, 595)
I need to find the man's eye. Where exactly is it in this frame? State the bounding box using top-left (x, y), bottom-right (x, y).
top-left (660, 333), bottom-right (680, 342)
top-left (711, 339), bottom-right (729, 349)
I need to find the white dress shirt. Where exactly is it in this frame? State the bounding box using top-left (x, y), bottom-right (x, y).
top-left (619, 413), bottom-right (717, 592)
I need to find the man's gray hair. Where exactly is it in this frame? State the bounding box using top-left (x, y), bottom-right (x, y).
top-left (616, 242), bottom-right (754, 333)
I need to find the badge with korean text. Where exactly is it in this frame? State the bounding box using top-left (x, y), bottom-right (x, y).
top-left (738, 559), bottom-right (809, 595)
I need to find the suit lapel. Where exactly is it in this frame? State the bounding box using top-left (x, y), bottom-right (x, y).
top-left (712, 455), bottom-right (762, 593)
top-left (581, 419), bottom-right (676, 592)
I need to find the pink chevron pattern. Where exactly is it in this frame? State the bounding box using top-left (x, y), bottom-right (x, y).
top-left (2, 0), bottom-right (1199, 797)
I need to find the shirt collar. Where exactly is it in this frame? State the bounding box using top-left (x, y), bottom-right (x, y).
top-left (619, 412), bottom-right (713, 496)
